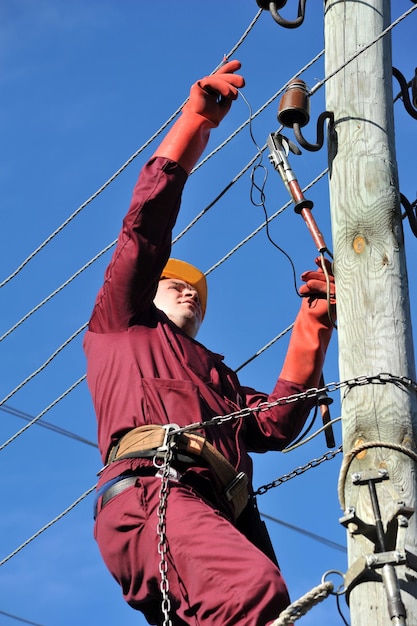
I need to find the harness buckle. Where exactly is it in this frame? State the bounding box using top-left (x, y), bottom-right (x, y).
top-left (154, 423), bottom-right (180, 459)
top-left (225, 471), bottom-right (249, 502)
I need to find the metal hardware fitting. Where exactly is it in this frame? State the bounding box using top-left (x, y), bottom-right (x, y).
top-left (340, 469), bottom-right (414, 622)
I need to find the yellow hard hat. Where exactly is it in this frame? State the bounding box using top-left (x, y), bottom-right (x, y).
top-left (161, 258), bottom-right (207, 319)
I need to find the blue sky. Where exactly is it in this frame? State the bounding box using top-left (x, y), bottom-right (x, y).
top-left (1, 2), bottom-right (416, 625)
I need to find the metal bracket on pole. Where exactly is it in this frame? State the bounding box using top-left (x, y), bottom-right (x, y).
top-left (339, 469), bottom-right (415, 623)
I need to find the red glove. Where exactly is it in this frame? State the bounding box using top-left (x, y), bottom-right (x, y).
top-left (280, 257), bottom-right (336, 388)
top-left (152, 60), bottom-right (245, 173)
top-left (183, 60), bottom-right (245, 127)
top-left (299, 257), bottom-right (336, 305)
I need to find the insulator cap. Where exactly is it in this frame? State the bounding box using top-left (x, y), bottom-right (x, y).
top-left (278, 79), bottom-right (310, 128)
top-left (256, 0), bottom-right (287, 9)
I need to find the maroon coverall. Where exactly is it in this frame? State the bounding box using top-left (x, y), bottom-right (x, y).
top-left (84, 157), bottom-right (313, 625)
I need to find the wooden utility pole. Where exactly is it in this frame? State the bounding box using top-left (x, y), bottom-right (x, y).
top-left (324, 1), bottom-right (417, 624)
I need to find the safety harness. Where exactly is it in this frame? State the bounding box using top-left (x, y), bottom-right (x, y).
top-left (106, 424), bottom-right (249, 520)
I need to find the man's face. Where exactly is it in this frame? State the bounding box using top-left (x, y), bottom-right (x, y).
top-left (154, 278), bottom-right (203, 339)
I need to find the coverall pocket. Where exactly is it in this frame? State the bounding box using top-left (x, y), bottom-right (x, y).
top-left (142, 377), bottom-right (203, 427)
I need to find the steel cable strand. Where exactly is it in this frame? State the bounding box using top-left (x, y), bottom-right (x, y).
top-left (0, 403), bottom-right (98, 447)
top-left (0, 610), bottom-right (44, 626)
top-left (0, 243), bottom-right (114, 343)
top-left (0, 375), bottom-right (85, 453)
top-left (0, 9), bottom-right (263, 289)
top-left (0, 483), bottom-right (96, 567)
top-left (173, 148), bottom-right (264, 243)
top-left (0, 324), bottom-right (86, 408)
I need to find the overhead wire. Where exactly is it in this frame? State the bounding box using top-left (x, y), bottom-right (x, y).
top-left (238, 86), bottom-right (301, 296)
top-left (0, 484), bottom-right (96, 568)
top-left (0, 375), bottom-right (85, 453)
top-left (0, 324), bottom-right (86, 407)
top-left (0, 404), bottom-right (98, 447)
top-left (259, 512), bottom-right (346, 553)
top-left (0, 245), bottom-right (113, 343)
top-left (0, 9), bottom-right (263, 290)
top-left (0, 610), bottom-right (45, 626)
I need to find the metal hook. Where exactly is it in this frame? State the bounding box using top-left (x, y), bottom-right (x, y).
top-left (392, 67), bottom-right (417, 120)
top-left (293, 111), bottom-right (335, 152)
top-left (256, 0), bottom-right (307, 29)
top-left (400, 193), bottom-right (417, 238)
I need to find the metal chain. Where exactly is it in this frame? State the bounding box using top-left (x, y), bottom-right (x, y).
top-left (254, 446), bottom-right (343, 496)
top-left (175, 373), bottom-right (417, 437)
top-left (155, 443), bottom-right (174, 626)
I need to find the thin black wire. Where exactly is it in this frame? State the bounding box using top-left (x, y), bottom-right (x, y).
top-left (0, 404), bottom-right (98, 448)
top-left (260, 511), bottom-right (346, 553)
top-left (0, 610), bottom-right (45, 626)
top-left (238, 88), bottom-right (301, 297)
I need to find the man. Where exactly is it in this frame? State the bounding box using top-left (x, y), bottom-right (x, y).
top-left (84, 60), bottom-right (335, 625)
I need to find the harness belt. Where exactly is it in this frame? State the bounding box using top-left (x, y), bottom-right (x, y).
top-left (106, 424), bottom-right (249, 519)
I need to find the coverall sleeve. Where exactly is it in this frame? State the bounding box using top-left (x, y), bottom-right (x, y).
top-left (88, 157), bottom-right (188, 333)
top-left (241, 378), bottom-right (314, 452)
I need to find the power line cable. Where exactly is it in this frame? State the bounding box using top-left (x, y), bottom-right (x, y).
top-left (0, 484), bottom-right (96, 568)
top-left (0, 610), bottom-right (45, 626)
top-left (0, 9), bottom-right (263, 290)
top-left (236, 323), bottom-right (294, 372)
top-left (173, 149), bottom-right (263, 244)
top-left (0, 404), bottom-right (98, 448)
top-left (0, 375), bottom-right (85, 453)
top-left (0, 324), bottom-right (86, 408)
top-left (260, 511), bottom-right (346, 553)
top-left (0, 245), bottom-right (113, 343)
